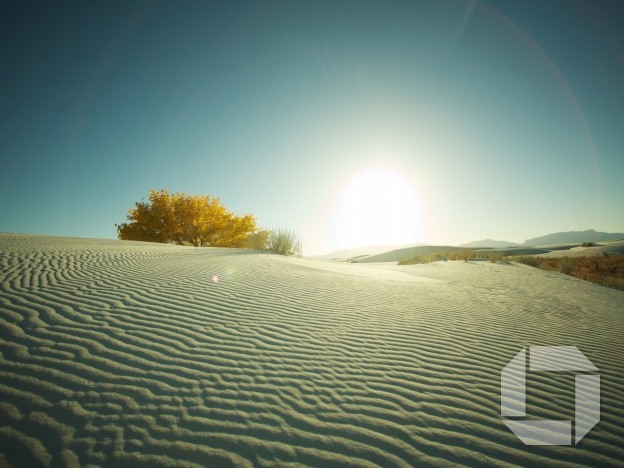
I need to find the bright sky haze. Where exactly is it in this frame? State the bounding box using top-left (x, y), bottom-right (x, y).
top-left (1, 0), bottom-right (623, 254)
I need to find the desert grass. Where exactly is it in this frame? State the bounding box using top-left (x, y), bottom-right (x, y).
top-left (397, 254), bottom-right (432, 265)
top-left (267, 228), bottom-right (302, 256)
top-left (398, 249), bottom-right (475, 265)
top-left (398, 249), bottom-right (508, 265)
top-left (514, 254), bottom-right (624, 290)
top-left (485, 251), bottom-right (504, 263)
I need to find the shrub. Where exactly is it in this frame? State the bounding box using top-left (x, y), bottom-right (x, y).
top-left (515, 255), bottom-right (540, 267)
top-left (400, 250), bottom-right (505, 265)
top-left (559, 257), bottom-right (573, 275)
top-left (244, 229), bottom-right (271, 250)
top-left (398, 255), bottom-right (431, 265)
top-left (459, 249), bottom-right (473, 262)
top-left (117, 189), bottom-right (256, 247)
top-left (487, 252), bottom-right (504, 263)
top-left (267, 228), bottom-right (302, 256)
top-left (399, 250), bottom-right (472, 265)
top-left (513, 254), bottom-right (624, 290)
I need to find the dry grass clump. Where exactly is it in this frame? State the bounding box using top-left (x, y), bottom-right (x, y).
top-left (267, 228), bottom-right (302, 256)
top-left (398, 254), bottom-right (431, 265)
top-left (485, 251), bottom-right (504, 263)
top-left (514, 254), bottom-right (624, 290)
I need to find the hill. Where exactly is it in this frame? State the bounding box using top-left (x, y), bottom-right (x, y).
top-left (315, 244), bottom-right (428, 262)
top-left (460, 239), bottom-right (520, 248)
top-left (524, 229), bottom-right (624, 246)
top-left (354, 245), bottom-right (465, 263)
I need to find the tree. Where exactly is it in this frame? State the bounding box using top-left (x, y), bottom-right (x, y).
top-left (244, 229), bottom-right (271, 250)
top-left (117, 189), bottom-right (257, 247)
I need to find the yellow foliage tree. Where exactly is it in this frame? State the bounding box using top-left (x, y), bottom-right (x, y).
top-left (117, 189), bottom-right (257, 247)
top-left (244, 229), bottom-right (271, 250)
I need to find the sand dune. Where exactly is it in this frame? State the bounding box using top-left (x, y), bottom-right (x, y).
top-left (469, 239), bottom-right (624, 259)
top-left (536, 239), bottom-right (624, 258)
top-left (1, 234), bottom-right (623, 466)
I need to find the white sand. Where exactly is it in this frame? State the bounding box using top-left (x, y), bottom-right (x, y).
top-left (537, 239), bottom-right (624, 258)
top-left (1, 234), bottom-right (623, 466)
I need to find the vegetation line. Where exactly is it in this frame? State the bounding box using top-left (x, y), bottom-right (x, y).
top-left (398, 248), bottom-right (623, 290)
top-left (513, 255), bottom-right (624, 290)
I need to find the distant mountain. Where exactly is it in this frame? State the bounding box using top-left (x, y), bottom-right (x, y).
top-left (316, 230), bottom-right (624, 262)
top-left (460, 239), bottom-right (521, 248)
top-left (523, 229), bottom-right (624, 246)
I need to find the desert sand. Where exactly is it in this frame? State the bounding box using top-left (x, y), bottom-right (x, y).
top-left (1, 234), bottom-right (623, 467)
top-left (536, 239), bottom-right (624, 258)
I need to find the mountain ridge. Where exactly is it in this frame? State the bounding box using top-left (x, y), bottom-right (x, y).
top-left (318, 229), bottom-right (624, 260)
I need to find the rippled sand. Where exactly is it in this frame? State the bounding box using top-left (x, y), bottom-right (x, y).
top-left (1, 234), bottom-right (623, 466)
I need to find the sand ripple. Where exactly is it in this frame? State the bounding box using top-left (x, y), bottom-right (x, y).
top-left (1, 234), bottom-right (623, 466)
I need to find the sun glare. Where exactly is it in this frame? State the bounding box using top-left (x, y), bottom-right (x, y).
top-left (339, 168), bottom-right (422, 249)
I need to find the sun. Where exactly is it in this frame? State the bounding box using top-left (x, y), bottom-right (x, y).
top-left (338, 168), bottom-right (422, 249)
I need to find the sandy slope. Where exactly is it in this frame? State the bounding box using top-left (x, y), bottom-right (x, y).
top-left (1, 234), bottom-right (623, 467)
top-left (537, 240), bottom-right (624, 258)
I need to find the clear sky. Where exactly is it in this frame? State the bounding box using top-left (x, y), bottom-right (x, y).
top-left (1, 0), bottom-right (623, 255)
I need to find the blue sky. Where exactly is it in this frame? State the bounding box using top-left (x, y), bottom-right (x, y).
top-left (1, 0), bottom-right (623, 254)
